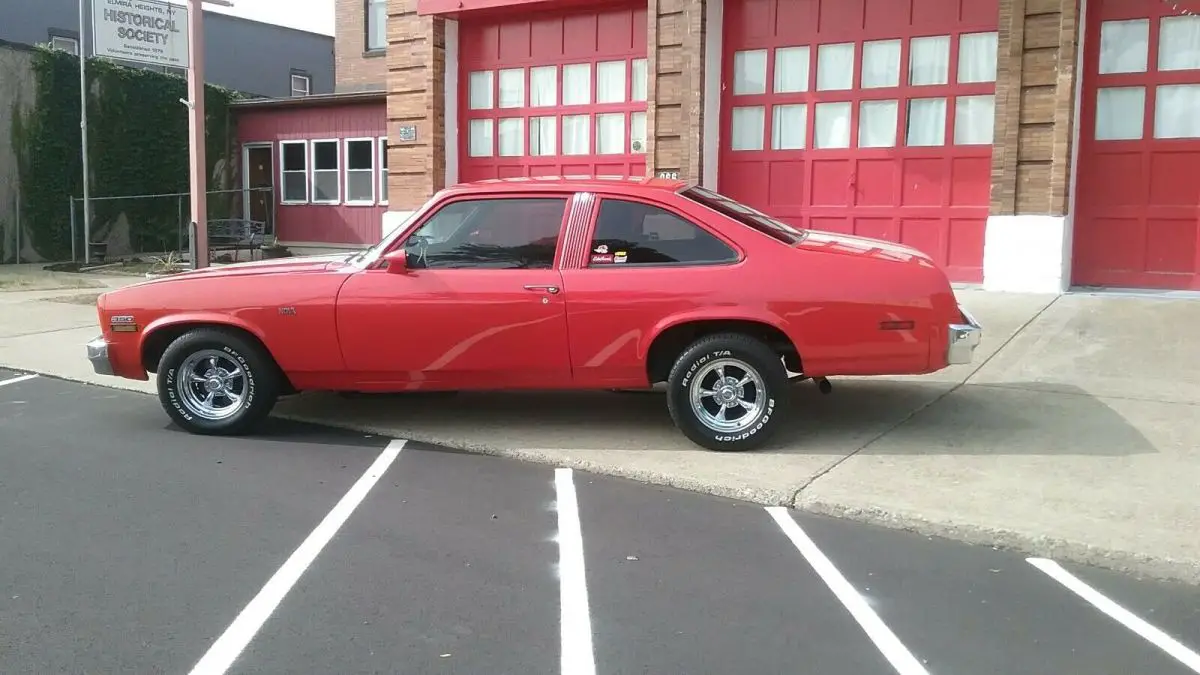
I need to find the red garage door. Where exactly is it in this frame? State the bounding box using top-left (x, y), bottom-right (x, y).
top-left (1073, 1), bottom-right (1200, 290)
top-left (459, 3), bottom-right (648, 183)
top-left (720, 0), bottom-right (998, 282)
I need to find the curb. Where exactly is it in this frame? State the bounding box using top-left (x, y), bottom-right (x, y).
top-left (5, 363), bottom-right (1199, 586)
top-left (792, 498), bottom-right (1200, 586)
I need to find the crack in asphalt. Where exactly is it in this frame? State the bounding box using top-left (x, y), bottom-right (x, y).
top-left (787, 294), bottom-right (1065, 508)
top-left (0, 323), bottom-right (98, 339)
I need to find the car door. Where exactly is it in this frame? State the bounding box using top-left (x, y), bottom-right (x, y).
top-left (335, 194), bottom-right (574, 390)
top-left (557, 195), bottom-right (744, 388)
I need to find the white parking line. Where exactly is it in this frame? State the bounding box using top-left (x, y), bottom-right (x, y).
top-left (1027, 557), bottom-right (1200, 673)
top-left (187, 439), bottom-right (406, 675)
top-left (766, 507), bottom-right (930, 675)
top-left (0, 374), bottom-right (38, 388)
top-left (554, 468), bottom-right (596, 675)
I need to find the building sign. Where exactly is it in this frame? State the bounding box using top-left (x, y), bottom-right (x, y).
top-left (656, 170), bottom-right (680, 180)
top-left (397, 124), bottom-right (417, 142)
top-left (93, 0), bottom-right (189, 69)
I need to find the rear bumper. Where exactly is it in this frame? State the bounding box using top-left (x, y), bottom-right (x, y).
top-left (946, 305), bottom-right (982, 365)
top-left (86, 335), bottom-right (115, 376)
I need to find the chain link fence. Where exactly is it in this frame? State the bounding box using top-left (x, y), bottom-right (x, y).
top-left (66, 186), bottom-right (275, 264)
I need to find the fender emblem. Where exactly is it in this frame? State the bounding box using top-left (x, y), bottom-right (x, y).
top-left (278, 307), bottom-right (297, 316)
top-left (110, 315), bottom-right (138, 332)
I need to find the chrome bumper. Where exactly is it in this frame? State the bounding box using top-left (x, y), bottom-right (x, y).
top-left (946, 305), bottom-right (983, 365)
top-left (86, 335), bottom-right (114, 376)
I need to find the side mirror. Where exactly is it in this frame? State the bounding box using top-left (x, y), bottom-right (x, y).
top-left (382, 249), bottom-right (409, 274)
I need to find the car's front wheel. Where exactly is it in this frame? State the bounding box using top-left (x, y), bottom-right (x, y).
top-left (156, 327), bottom-right (281, 435)
top-left (665, 333), bottom-right (790, 451)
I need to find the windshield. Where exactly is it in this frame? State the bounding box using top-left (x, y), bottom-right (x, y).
top-left (349, 211), bottom-right (421, 266)
top-left (681, 185), bottom-right (807, 245)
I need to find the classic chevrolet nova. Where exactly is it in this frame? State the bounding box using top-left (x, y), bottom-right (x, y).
top-left (86, 176), bottom-right (981, 451)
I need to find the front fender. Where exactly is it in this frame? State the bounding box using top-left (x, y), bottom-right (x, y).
top-left (139, 312), bottom-right (270, 358)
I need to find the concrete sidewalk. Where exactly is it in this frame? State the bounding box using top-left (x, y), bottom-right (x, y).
top-left (2, 266), bottom-right (1197, 583)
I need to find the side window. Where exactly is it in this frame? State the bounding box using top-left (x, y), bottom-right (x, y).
top-left (588, 199), bottom-right (739, 266)
top-left (403, 197), bottom-right (567, 270)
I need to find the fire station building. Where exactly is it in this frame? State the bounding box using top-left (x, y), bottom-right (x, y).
top-left (311, 0), bottom-right (1200, 293)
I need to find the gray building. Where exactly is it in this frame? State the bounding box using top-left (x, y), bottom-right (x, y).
top-left (0, 0), bottom-right (333, 98)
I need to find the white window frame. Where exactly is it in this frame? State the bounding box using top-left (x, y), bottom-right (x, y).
top-left (309, 139), bottom-right (341, 205)
top-left (279, 140), bottom-right (309, 205)
top-left (378, 136), bottom-right (389, 206)
top-left (343, 137), bottom-right (377, 206)
top-left (291, 73), bottom-right (311, 97)
top-left (49, 35), bottom-right (79, 55)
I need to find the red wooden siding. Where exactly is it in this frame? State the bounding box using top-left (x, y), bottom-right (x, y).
top-left (1072, 0), bottom-right (1200, 290)
top-left (720, 0), bottom-right (998, 283)
top-left (458, 2), bottom-right (649, 183)
top-left (236, 102), bottom-right (387, 245)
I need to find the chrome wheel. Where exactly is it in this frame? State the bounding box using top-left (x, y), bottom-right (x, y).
top-left (687, 358), bottom-right (767, 434)
top-left (175, 349), bottom-right (247, 421)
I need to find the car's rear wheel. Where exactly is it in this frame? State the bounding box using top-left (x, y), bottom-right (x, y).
top-left (665, 333), bottom-right (790, 451)
top-left (156, 327), bottom-right (280, 435)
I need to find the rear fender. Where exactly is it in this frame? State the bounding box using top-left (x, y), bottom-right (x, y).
top-left (641, 308), bottom-right (797, 362)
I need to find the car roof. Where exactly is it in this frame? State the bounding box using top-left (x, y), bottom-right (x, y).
top-left (440, 175), bottom-right (690, 197)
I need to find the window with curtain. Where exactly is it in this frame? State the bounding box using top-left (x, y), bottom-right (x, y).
top-left (311, 140), bottom-right (340, 203)
top-left (345, 139), bottom-right (375, 204)
top-left (280, 142), bottom-right (308, 203)
top-left (379, 138), bottom-right (389, 205)
top-left (366, 0), bottom-right (387, 51)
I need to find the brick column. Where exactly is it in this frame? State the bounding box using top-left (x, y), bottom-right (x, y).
top-left (647, 0), bottom-right (707, 182)
top-left (983, 0), bottom-right (1081, 293)
top-left (990, 0), bottom-right (1079, 216)
top-left (386, 0), bottom-right (446, 211)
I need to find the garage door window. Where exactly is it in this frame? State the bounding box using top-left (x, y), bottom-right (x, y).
top-left (1094, 15), bottom-right (1200, 141)
top-left (466, 58), bottom-right (648, 158)
top-left (729, 29), bottom-right (997, 152)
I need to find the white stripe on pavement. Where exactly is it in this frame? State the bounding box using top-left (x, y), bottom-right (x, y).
top-left (555, 468), bottom-right (597, 675)
top-left (766, 506), bottom-right (930, 675)
top-left (187, 439), bottom-right (407, 675)
top-left (1027, 557), bottom-right (1200, 673)
top-left (0, 374), bottom-right (38, 387)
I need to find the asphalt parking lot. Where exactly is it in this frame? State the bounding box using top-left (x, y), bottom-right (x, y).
top-left (3, 368), bottom-right (1200, 675)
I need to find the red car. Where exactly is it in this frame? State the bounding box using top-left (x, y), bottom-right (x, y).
top-left (85, 176), bottom-right (981, 451)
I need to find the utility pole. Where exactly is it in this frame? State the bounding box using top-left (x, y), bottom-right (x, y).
top-left (186, 0), bottom-right (208, 268)
top-left (78, 0), bottom-right (91, 265)
top-left (184, 0), bottom-right (234, 269)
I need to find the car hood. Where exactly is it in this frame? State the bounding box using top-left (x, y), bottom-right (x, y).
top-left (797, 230), bottom-right (935, 265)
top-left (135, 252), bottom-right (358, 286)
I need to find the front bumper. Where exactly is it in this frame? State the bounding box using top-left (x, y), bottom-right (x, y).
top-left (946, 305), bottom-right (982, 365)
top-left (86, 335), bottom-right (115, 376)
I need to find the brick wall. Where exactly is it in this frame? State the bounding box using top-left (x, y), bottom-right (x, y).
top-left (386, 0), bottom-right (446, 210)
top-left (647, 0), bottom-right (707, 182)
top-left (336, 0), bottom-right (389, 92)
top-left (991, 0), bottom-right (1080, 215)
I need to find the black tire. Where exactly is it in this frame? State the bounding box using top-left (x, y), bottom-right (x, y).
top-left (665, 333), bottom-right (790, 452)
top-left (156, 327), bottom-right (281, 435)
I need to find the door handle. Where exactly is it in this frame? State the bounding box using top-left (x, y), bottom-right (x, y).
top-left (524, 284), bottom-right (560, 294)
